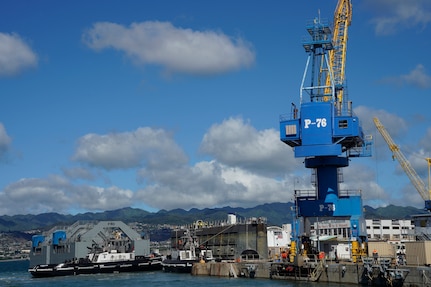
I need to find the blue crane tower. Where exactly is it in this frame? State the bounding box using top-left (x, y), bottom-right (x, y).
top-left (279, 13), bottom-right (372, 261)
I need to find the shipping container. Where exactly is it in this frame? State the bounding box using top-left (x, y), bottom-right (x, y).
top-left (405, 241), bottom-right (431, 266)
top-left (367, 241), bottom-right (396, 258)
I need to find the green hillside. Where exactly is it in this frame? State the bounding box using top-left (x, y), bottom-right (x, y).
top-left (0, 203), bottom-right (427, 232)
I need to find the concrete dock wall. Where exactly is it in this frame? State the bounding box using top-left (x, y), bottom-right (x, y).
top-left (192, 261), bottom-right (431, 286)
top-left (403, 266), bottom-right (431, 287)
top-left (193, 261), bottom-right (361, 283)
top-left (192, 261), bottom-right (271, 278)
top-left (319, 263), bottom-right (363, 284)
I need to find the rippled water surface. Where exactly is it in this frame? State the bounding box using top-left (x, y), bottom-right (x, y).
top-left (0, 260), bottom-right (345, 287)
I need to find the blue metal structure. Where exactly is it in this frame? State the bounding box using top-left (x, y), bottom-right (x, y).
top-left (52, 230), bottom-right (67, 245)
top-left (279, 16), bottom-right (372, 255)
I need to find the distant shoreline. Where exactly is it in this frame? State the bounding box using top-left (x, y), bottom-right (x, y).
top-left (0, 258), bottom-right (29, 263)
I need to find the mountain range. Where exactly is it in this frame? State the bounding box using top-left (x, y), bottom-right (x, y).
top-left (0, 202), bottom-right (428, 233)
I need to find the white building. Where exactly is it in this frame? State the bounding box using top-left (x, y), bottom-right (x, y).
top-left (310, 219), bottom-right (351, 240)
top-left (267, 224), bottom-right (291, 259)
top-left (366, 219), bottom-right (415, 242)
top-left (267, 218), bottom-right (415, 259)
top-left (306, 219), bottom-right (415, 243)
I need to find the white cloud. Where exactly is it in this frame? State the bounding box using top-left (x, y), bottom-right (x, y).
top-left (400, 65), bottom-right (431, 89)
top-left (354, 106), bottom-right (408, 150)
top-left (343, 150), bottom-right (425, 209)
top-left (0, 33), bottom-right (38, 76)
top-left (70, 118), bottom-right (301, 212)
top-left (73, 185), bottom-right (134, 211)
top-left (379, 64), bottom-right (431, 89)
top-left (0, 176), bottom-right (72, 215)
top-left (366, 0), bottom-right (431, 35)
top-left (73, 127), bottom-right (188, 170)
top-left (395, 184), bottom-right (425, 208)
top-left (82, 21), bottom-right (255, 75)
top-left (1, 114), bottom-right (422, 215)
top-left (133, 117), bottom-right (302, 210)
top-left (135, 160), bottom-right (294, 211)
top-left (200, 117), bottom-right (300, 176)
top-left (355, 105), bottom-right (408, 166)
top-left (342, 162), bottom-right (388, 207)
top-left (404, 149), bottom-right (430, 195)
top-left (0, 175), bottom-right (134, 215)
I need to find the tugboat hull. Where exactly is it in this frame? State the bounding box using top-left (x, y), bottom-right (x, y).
top-left (29, 257), bottom-right (163, 277)
top-left (162, 260), bottom-right (195, 273)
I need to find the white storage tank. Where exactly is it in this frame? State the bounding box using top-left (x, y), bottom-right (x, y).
top-left (227, 213), bottom-right (237, 225)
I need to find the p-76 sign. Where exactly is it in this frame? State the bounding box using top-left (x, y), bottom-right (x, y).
top-left (304, 118), bottom-right (327, 128)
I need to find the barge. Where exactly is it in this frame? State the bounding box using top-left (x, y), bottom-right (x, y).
top-left (29, 220), bottom-right (161, 277)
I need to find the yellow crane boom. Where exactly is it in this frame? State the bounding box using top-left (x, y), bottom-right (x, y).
top-left (325, 0), bottom-right (351, 103)
top-left (373, 117), bottom-right (431, 210)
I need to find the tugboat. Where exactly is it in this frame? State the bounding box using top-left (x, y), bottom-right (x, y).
top-left (29, 249), bottom-right (163, 277)
top-left (162, 229), bottom-right (214, 273)
top-left (28, 242), bottom-right (163, 277)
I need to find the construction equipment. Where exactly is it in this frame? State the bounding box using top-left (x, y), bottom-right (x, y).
top-left (373, 117), bottom-right (431, 211)
top-left (279, 0), bottom-right (372, 262)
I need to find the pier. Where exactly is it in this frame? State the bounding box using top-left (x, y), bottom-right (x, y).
top-left (192, 260), bottom-right (431, 286)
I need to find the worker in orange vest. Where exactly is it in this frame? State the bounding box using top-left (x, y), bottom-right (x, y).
top-left (372, 249), bottom-right (378, 263)
top-left (281, 250), bottom-right (288, 261)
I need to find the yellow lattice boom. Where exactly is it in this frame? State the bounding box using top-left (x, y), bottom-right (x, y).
top-left (324, 0), bottom-right (351, 103)
top-left (373, 117), bottom-right (431, 201)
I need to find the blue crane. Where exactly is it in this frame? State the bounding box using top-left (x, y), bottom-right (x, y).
top-left (279, 1), bottom-right (372, 262)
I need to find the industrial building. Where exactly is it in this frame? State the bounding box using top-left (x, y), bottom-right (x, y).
top-left (366, 219), bottom-right (415, 242)
top-left (167, 214), bottom-right (268, 261)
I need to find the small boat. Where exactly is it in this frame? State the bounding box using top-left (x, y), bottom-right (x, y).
top-left (29, 250), bottom-right (163, 277)
top-left (162, 249), bottom-right (214, 273)
top-left (162, 229), bottom-right (214, 273)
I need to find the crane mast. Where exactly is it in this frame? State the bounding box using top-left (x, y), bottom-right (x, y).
top-left (373, 117), bottom-right (431, 211)
top-left (279, 0), bottom-right (372, 262)
top-left (324, 0), bottom-right (351, 104)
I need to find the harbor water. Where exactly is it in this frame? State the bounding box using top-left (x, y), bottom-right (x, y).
top-left (0, 260), bottom-right (345, 287)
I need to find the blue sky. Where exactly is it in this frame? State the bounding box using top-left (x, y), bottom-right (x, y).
top-left (0, 0), bottom-right (430, 215)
